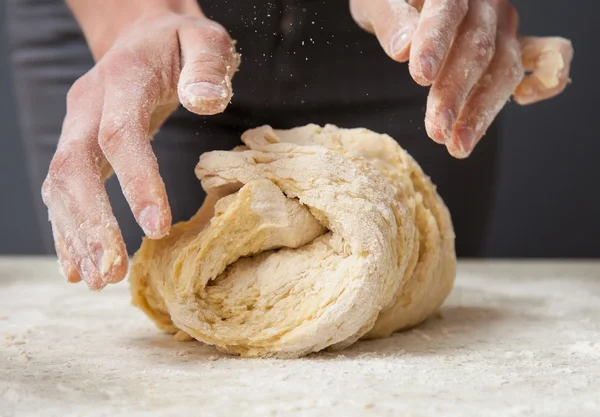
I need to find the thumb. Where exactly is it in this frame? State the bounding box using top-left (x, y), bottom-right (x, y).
top-left (177, 20), bottom-right (240, 115)
top-left (350, 0), bottom-right (420, 62)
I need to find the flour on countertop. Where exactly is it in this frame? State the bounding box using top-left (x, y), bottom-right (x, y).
top-left (1, 259), bottom-right (599, 417)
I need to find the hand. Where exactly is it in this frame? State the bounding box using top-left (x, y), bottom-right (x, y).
top-left (350, 0), bottom-right (574, 157)
top-left (42, 3), bottom-right (240, 290)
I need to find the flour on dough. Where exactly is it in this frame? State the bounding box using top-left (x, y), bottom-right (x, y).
top-left (129, 125), bottom-right (456, 358)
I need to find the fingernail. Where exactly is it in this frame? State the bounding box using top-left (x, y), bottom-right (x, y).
top-left (446, 141), bottom-right (466, 159)
top-left (419, 55), bottom-right (438, 81)
top-left (186, 82), bottom-right (227, 100)
top-left (439, 109), bottom-right (455, 139)
top-left (390, 29), bottom-right (413, 57)
top-left (457, 128), bottom-right (477, 157)
top-left (139, 205), bottom-right (160, 237)
top-left (425, 117), bottom-right (445, 144)
top-left (80, 258), bottom-right (97, 286)
top-left (94, 248), bottom-right (107, 276)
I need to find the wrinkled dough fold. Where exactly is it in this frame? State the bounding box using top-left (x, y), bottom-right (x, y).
top-left (130, 124), bottom-right (456, 358)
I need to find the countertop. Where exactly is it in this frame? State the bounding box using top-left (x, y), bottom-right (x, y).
top-left (0, 258), bottom-right (599, 417)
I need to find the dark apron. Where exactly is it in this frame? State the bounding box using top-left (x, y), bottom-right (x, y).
top-left (6, 0), bottom-right (500, 256)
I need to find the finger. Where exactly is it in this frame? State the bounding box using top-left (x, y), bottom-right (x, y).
top-left (425, 0), bottom-right (501, 143)
top-left (350, 0), bottom-right (420, 62)
top-left (53, 148), bottom-right (128, 286)
top-left (43, 74), bottom-right (128, 288)
top-left (51, 223), bottom-right (81, 284)
top-left (44, 166), bottom-right (106, 291)
top-left (409, 0), bottom-right (469, 85)
top-left (46, 194), bottom-right (106, 290)
top-left (514, 36), bottom-right (574, 105)
top-left (98, 54), bottom-right (172, 240)
top-left (447, 3), bottom-right (523, 158)
top-left (177, 20), bottom-right (240, 115)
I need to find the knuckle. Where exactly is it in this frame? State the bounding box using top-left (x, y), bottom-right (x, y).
top-left (104, 48), bottom-right (144, 69)
top-left (98, 118), bottom-right (131, 153)
top-left (205, 22), bottom-right (231, 43)
top-left (100, 49), bottom-right (162, 87)
top-left (187, 53), bottom-right (228, 78)
top-left (508, 58), bottom-right (524, 85)
top-left (42, 150), bottom-right (75, 205)
top-left (66, 77), bottom-right (90, 108)
top-left (121, 174), bottom-right (147, 201)
top-left (504, 39), bottom-right (524, 84)
top-left (101, 51), bottom-right (146, 81)
top-left (195, 24), bottom-right (233, 54)
top-left (47, 150), bottom-right (74, 179)
top-left (60, 232), bottom-right (77, 253)
top-left (41, 178), bottom-right (54, 206)
top-left (471, 30), bottom-right (496, 62)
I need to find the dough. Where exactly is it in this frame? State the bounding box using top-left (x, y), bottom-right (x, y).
top-left (129, 125), bottom-right (456, 358)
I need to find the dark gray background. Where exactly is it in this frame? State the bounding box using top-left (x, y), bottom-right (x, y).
top-left (1, 1), bottom-right (598, 257)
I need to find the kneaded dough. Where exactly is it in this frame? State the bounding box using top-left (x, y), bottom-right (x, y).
top-left (129, 125), bottom-right (456, 358)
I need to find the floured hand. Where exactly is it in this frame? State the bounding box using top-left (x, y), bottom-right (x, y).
top-left (42, 2), bottom-right (240, 290)
top-left (350, 0), bottom-right (574, 158)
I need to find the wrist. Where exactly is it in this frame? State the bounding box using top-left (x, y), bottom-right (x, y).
top-left (66, 0), bottom-right (201, 60)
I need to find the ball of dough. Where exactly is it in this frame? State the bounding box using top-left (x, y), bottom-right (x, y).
top-left (129, 125), bottom-right (456, 358)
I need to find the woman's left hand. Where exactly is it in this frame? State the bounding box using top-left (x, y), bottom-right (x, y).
top-left (350, 0), bottom-right (574, 158)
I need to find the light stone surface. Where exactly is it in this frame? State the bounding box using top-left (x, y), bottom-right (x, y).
top-left (1, 257), bottom-right (599, 417)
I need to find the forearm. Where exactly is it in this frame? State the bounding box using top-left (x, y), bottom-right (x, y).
top-left (65, 0), bottom-right (201, 59)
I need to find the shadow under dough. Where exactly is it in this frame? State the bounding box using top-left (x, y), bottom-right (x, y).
top-left (126, 303), bottom-right (511, 362)
top-left (315, 304), bottom-right (511, 360)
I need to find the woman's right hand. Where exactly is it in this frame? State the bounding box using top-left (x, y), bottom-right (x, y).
top-left (42, 0), bottom-right (240, 290)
